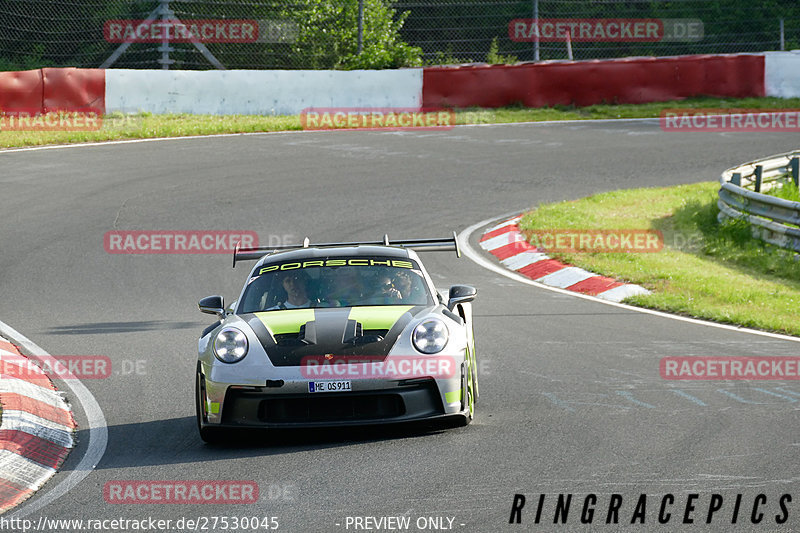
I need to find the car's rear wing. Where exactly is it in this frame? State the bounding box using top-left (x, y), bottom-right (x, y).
top-left (233, 232), bottom-right (460, 267)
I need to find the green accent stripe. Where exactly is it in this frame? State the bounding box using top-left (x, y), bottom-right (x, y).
top-left (445, 389), bottom-right (462, 403)
top-left (255, 309), bottom-right (316, 335)
top-left (348, 306), bottom-right (413, 330)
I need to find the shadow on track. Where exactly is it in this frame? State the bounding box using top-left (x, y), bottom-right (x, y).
top-left (66, 416), bottom-right (465, 471)
top-left (46, 320), bottom-right (204, 335)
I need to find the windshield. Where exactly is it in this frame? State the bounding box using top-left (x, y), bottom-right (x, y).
top-left (239, 256), bottom-right (433, 313)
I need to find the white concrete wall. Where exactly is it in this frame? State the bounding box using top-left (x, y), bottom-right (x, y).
top-left (105, 69), bottom-right (423, 115)
top-left (764, 51), bottom-right (800, 98)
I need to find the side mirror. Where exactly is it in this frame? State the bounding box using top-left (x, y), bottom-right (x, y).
top-left (447, 285), bottom-right (476, 311)
top-left (199, 295), bottom-right (225, 319)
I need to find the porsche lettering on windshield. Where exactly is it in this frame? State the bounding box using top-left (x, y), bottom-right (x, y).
top-left (240, 257), bottom-right (431, 312)
top-left (258, 258), bottom-right (413, 275)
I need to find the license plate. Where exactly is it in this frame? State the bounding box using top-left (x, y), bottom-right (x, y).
top-left (308, 380), bottom-right (352, 393)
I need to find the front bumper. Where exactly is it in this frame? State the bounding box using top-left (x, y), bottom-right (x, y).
top-left (204, 378), bottom-right (453, 429)
top-left (198, 369), bottom-right (471, 429)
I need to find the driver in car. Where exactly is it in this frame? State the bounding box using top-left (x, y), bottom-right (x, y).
top-left (269, 270), bottom-right (313, 309)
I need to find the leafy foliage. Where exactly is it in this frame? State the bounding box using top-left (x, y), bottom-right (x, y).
top-left (0, 0), bottom-right (422, 70)
top-left (486, 37), bottom-right (517, 64)
top-left (288, 0), bottom-right (422, 69)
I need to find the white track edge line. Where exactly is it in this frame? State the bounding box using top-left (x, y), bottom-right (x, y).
top-left (458, 211), bottom-right (800, 344)
top-left (0, 321), bottom-right (108, 517)
top-left (0, 116), bottom-right (666, 155)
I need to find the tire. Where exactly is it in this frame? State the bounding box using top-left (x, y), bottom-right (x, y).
top-left (458, 362), bottom-right (475, 426)
top-left (465, 385), bottom-right (474, 425)
top-left (466, 319), bottom-right (479, 404)
top-left (196, 369), bottom-right (225, 444)
top-left (468, 342), bottom-right (479, 405)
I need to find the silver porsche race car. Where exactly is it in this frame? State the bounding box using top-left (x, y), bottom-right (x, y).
top-left (195, 234), bottom-right (478, 442)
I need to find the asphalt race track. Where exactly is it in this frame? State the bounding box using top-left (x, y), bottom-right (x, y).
top-left (1, 120), bottom-right (799, 532)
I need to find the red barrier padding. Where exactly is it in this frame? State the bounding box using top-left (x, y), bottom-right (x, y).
top-left (423, 54), bottom-right (765, 109)
top-left (42, 68), bottom-right (105, 114)
top-left (0, 69), bottom-right (43, 112)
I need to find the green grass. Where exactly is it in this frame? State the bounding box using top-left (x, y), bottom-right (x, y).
top-left (454, 96), bottom-right (800, 124)
top-left (519, 182), bottom-right (800, 336)
top-left (764, 178), bottom-right (800, 203)
top-left (0, 112), bottom-right (303, 148)
top-left (3, 96), bottom-right (800, 149)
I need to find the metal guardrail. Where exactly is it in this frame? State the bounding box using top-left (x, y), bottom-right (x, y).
top-left (718, 150), bottom-right (800, 252)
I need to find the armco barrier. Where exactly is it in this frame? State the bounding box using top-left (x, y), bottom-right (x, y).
top-left (764, 51), bottom-right (800, 99)
top-left (0, 70), bottom-right (43, 112)
top-left (105, 69), bottom-right (423, 115)
top-left (718, 150), bottom-right (800, 252)
top-left (2, 52), bottom-right (800, 117)
top-left (42, 68), bottom-right (105, 113)
top-left (0, 68), bottom-right (104, 115)
top-left (422, 54), bottom-right (765, 109)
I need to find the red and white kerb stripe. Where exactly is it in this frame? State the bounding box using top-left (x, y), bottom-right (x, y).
top-left (479, 216), bottom-right (649, 302)
top-left (0, 337), bottom-right (75, 513)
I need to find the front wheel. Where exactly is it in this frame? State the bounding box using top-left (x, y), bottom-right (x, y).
top-left (458, 362), bottom-right (475, 426)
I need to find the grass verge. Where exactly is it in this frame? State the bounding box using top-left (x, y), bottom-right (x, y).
top-left (2, 96), bottom-right (800, 149)
top-left (518, 182), bottom-right (800, 337)
top-left (764, 178), bottom-right (800, 203)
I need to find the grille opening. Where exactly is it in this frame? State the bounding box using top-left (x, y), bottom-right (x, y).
top-left (258, 394), bottom-right (404, 422)
top-left (273, 329), bottom-right (389, 346)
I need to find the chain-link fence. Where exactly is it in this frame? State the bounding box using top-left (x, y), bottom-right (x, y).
top-left (0, 0), bottom-right (798, 70)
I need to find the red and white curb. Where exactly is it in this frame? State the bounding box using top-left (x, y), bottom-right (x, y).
top-left (0, 337), bottom-right (75, 514)
top-left (479, 216), bottom-right (650, 303)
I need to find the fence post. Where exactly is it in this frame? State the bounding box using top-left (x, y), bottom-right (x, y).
top-left (731, 172), bottom-right (742, 186)
top-left (566, 30), bottom-right (573, 60)
top-left (357, 0), bottom-right (364, 55)
top-left (158, 0), bottom-right (174, 70)
top-left (533, 0), bottom-right (539, 61)
top-left (754, 165), bottom-right (763, 193)
top-left (791, 158), bottom-right (799, 188)
top-left (780, 19), bottom-right (785, 51)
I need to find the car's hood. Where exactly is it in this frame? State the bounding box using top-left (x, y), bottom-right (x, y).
top-left (241, 305), bottom-right (432, 366)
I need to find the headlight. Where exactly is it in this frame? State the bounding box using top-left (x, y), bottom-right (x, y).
top-left (213, 327), bottom-right (249, 363)
top-left (412, 319), bottom-right (449, 354)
